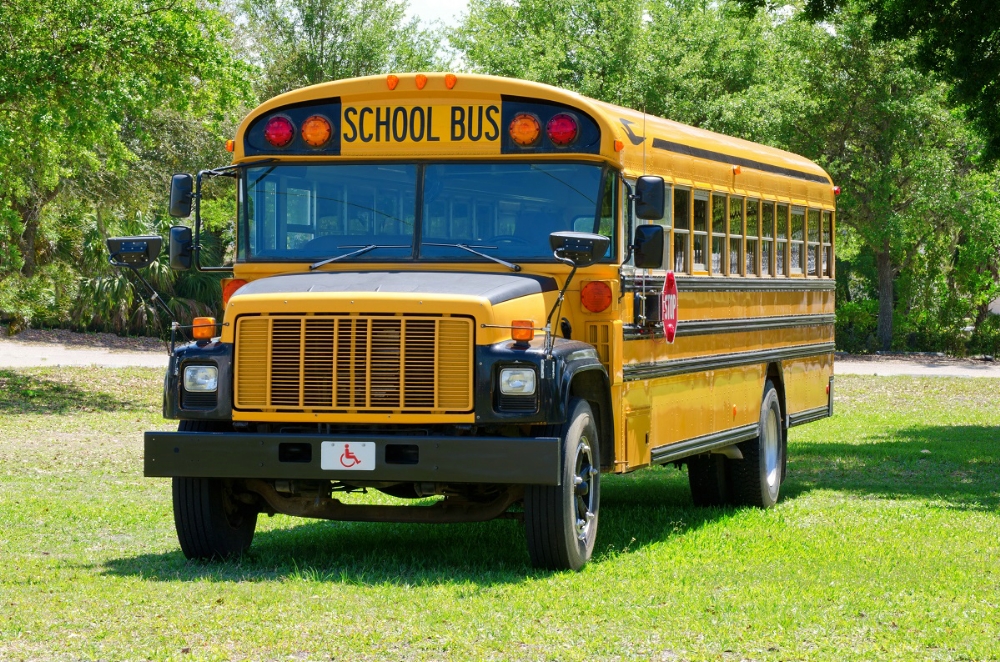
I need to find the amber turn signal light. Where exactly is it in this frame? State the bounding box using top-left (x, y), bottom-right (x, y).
top-left (301, 115), bottom-right (332, 147)
top-left (192, 317), bottom-right (216, 341)
top-left (509, 113), bottom-right (541, 146)
top-left (225, 139), bottom-right (235, 153)
top-left (511, 320), bottom-right (535, 342)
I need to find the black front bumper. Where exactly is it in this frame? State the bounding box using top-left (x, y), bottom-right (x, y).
top-left (144, 432), bottom-right (561, 485)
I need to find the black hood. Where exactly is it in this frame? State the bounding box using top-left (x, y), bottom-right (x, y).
top-left (232, 271), bottom-right (558, 305)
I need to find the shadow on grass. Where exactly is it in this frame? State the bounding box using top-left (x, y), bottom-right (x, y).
top-left (99, 468), bottom-right (732, 584)
top-left (100, 424), bottom-right (1000, 584)
top-left (786, 424), bottom-right (1000, 510)
top-left (0, 369), bottom-right (144, 415)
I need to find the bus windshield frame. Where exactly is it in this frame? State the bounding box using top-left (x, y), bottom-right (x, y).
top-left (238, 161), bottom-right (617, 265)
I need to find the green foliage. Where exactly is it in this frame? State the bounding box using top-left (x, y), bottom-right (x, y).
top-left (238, 0), bottom-right (443, 99)
top-left (835, 300), bottom-right (879, 354)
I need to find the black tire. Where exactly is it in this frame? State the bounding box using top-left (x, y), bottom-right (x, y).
top-left (687, 454), bottom-right (728, 507)
top-left (172, 420), bottom-right (258, 560)
top-left (728, 381), bottom-right (784, 508)
top-left (524, 398), bottom-right (600, 571)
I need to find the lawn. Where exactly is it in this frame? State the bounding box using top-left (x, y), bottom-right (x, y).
top-left (1, 368), bottom-right (999, 661)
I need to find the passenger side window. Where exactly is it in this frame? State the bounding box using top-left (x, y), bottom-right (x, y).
top-left (807, 208), bottom-right (820, 276)
top-left (790, 206), bottom-right (804, 274)
top-left (673, 187), bottom-right (690, 273)
top-left (711, 193), bottom-right (726, 274)
top-left (729, 196), bottom-right (744, 276)
top-left (693, 190), bottom-right (709, 272)
top-left (776, 203), bottom-right (789, 276)
top-left (822, 210), bottom-right (834, 277)
top-left (761, 201), bottom-right (775, 276)
top-left (746, 199), bottom-right (759, 276)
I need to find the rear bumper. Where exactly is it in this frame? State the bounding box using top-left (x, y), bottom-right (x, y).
top-left (144, 432), bottom-right (561, 485)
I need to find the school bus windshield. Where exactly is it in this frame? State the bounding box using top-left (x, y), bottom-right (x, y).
top-left (240, 162), bottom-right (615, 263)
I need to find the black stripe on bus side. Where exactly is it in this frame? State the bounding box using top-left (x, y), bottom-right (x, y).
top-left (622, 341), bottom-right (836, 382)
top-left (651, 138), bottom-right (832, 185)
top-left (623, 314), bottom-right (835, 341)
top-left (650, 423), bottom-right (759, 465)
top-left (622, 274), bottom-right (837, 293)
top-left (789, 405), bottom-right (830, 427)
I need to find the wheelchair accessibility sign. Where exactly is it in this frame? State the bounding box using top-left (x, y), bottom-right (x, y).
top-left (321, 441), bottom-right (376, 471)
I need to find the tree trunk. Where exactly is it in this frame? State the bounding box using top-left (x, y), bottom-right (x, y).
top-left (875, 243), bottom-right (894, 351)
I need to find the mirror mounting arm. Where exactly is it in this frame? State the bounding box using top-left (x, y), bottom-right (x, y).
top-left (622, 175), bottom-right (635, 265)
top-left (544, 254), bottom-right (579, 357)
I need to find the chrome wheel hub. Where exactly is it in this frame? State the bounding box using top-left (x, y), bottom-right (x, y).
top-left (574, 436), bottom-right (597, 542)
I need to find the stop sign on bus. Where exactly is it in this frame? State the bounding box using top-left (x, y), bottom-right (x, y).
top-left (662, 271), bottom-right (678, 343)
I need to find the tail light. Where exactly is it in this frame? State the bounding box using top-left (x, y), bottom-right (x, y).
top-left (264, 116), bottom-right (294, 148)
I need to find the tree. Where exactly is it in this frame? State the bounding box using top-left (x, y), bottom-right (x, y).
top-left (238, 0), bottom-right (443, 99)
top-left (735, 0), bottom-right (1000, 162)
top-left (785, 8), bottom-right (979, 350)
top-left (0, 0), bottom-right (248, 285)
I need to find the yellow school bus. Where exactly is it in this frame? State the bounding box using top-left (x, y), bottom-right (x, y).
top-left (137, 73), bottom-right (835, 570)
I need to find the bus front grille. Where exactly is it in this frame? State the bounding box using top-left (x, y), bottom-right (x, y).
top-left (234, 315), bottom-right (473, 413)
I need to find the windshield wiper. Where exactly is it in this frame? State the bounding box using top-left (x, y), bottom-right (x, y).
top-left (309, 244), bottom-right (409, 270)
top-left (422, 243), bottom-right (521, 272)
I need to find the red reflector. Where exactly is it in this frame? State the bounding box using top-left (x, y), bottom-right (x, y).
top-left (581, 281), bottom-right (612, 313)
top-left (833, 186), bottom-right (842, 195)
top-left (546, 113), bottom-right (578, 147)
top-left (222, 279), bottom-right (248, 307)
top-left (264, 116), bottom-right (294, 148)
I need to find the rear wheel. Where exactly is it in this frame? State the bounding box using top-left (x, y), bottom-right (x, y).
top-left (524, 398), bottom-right (600, 571)
top-left (172, 421), bottom-right (258, 560)
top-left (728, 381), bottom-right (783, 508)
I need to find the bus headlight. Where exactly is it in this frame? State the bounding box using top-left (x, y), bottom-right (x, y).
top-left (499, 367), bottom-right (536, 395)
top-left (183, 365), bottom-right (219, 393)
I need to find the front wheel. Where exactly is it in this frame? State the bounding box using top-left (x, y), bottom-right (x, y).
top-left (172, 421), bottom-right (258, 560)
top-left (728, 381), bottom-right (784, 508)
top-left (524, 398), bottom-right (601, 571)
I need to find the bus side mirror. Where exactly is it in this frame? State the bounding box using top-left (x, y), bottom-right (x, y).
top-left (634, 176), bottom-right (665, 220)
top-left (169, 174), bottom-right (194, 218)
top-left (549, 231), bottom-right (610, 268)
top-left (107, 236), bottom-right (162, 269)
top-left (633, 225), bottom-right (664, 269)
top-left (169, 226), bottom-right (193, 271)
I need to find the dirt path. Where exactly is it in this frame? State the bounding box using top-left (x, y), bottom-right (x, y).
top-left (2, 329), bottom-right (1000, 376)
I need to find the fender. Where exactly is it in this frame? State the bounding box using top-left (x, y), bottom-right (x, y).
top-left (163, 340), bottom-right (233, 422)
top-left (472, 337), bottom-right (611, 428)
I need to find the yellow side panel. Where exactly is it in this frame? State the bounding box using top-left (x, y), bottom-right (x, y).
top-left (783, 353), bottom-right (834, 414)
top-left (625, 408), bottom-right (652, 468)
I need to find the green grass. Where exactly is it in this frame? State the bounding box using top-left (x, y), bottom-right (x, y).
top-left (2, 368), bottom-right (1000, 660)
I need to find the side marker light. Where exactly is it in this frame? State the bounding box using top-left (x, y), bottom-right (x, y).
top-left (415, 74), bottom-right (427, 90)
top-left (445, 73), bottom-right (458, 89)
top-left (387, 75), bottom-right (399, 90)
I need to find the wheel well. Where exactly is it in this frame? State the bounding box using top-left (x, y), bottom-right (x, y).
top-left (765, 362), bottom-right (787, 428)
top-left (569, 369), bottom-right (613, 471)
